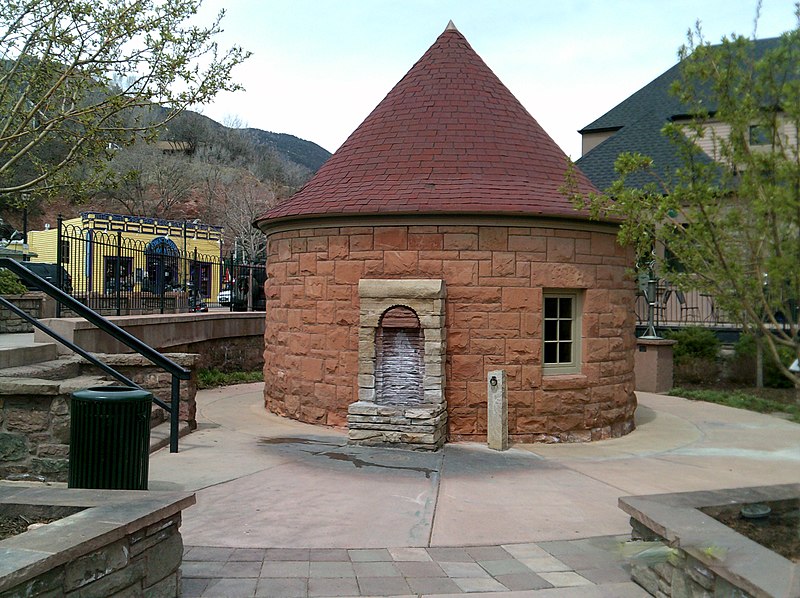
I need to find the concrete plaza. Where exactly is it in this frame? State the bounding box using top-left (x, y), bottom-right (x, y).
top-left (148, 384), bottom-right (800, 597)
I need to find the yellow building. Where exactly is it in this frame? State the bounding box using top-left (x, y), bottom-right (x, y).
top-left (28, 212), bottom-right (224, 301)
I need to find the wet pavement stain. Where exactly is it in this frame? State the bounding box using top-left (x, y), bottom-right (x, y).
top-left (259, 437), bottom-right (343, 447)
top-left (318, 451), bottom-right (437, 478)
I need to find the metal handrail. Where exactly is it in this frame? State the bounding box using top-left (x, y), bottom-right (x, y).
top-left (0, 297), bottom-right (142, 392)
top-left (0, 257), bottom-right (189, 452)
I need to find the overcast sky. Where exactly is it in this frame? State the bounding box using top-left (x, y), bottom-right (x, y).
top-left (191, 0), bottom-right (796, 159)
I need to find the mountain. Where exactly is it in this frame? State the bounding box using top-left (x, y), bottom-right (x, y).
top-left (243, 129), bottom-right (331, 173)
top-left (163, 109), bottom-right (331, 175)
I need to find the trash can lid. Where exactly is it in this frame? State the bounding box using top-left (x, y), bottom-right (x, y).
top-left (72, 386), bottom-right (153, 402)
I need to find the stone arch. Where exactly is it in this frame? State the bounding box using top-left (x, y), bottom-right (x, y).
top-left (350, 279), bottom-right (447, 450)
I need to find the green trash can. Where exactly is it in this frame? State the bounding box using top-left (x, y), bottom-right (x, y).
top-left (68, 386), bottom-right (153, 490)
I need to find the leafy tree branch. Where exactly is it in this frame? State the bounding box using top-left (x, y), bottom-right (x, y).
top-left (0, 0), bottom-right (250, 200)
top-left (566, 10), bottom-right (800, 386)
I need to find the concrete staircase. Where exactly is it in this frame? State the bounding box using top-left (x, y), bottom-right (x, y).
top-left (0, 334), bottom-right (178, 458)
top-left (0, 334), bottom-right (59, 369)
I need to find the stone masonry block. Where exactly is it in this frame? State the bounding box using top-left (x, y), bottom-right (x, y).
top-left (423, 375), bottom-right (443, 390)
top-left (140, 532), bottom-right (183, 586)
top-left (358, 388), bottom-right (376, 402)
top-left (418, 315), bottom-right (442, 329)
top-left (424, 363), bottom-right (443, 377)
top-left (423, 328), bottom-right (443, 342)
top-left (64, 539), bottom-right (130, 592)
top-left (0, 432), bottom-right (28, 461)
top-left (358, 279), bottom-right (445, 300)
top-left (423, 389), bottom-right (443, 403)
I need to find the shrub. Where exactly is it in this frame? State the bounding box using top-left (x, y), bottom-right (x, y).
top-left (664, 327), bottom-right (720, 364)
top-left (734, 334), bottom-right (795, 388)
top-left (664, 327), bottom-right (721, 385)
top-left (0, 269), bottom-right (28, 295)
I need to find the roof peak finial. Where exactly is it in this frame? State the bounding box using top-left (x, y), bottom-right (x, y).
top-left (445, 20), bottom-right (458, 32)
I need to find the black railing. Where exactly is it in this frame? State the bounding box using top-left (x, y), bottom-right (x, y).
top-left (635, 286), bottom-right (737, 330)
top-left (0, 257), bottom-right (190, 452)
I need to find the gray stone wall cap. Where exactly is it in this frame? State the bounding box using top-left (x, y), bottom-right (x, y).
top-left (0, 378), bottom-right (62, 395)
top-left (40, 312), bottom-right (263, 330)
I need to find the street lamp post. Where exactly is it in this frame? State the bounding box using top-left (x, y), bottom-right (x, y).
top-left (639, 255), bottom-right (663, 340)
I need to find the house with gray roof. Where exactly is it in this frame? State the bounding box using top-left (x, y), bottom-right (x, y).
top-left (576, 37), bottom-right (781, 190)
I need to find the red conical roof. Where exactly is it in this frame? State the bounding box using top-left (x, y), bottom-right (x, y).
top-left (256, 23), bottom-right (598, 227)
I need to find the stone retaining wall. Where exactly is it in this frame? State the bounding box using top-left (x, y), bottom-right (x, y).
top-left (36, 312), bottom-right (265, 372)
top-left (0, 293), bottom-right (42, 333)
top-left (0, 353), bottom-right (197, 483)
top-left (628, 519), bottom-right (739, 597)
top-left (620, 485), bottom-right (799, 598)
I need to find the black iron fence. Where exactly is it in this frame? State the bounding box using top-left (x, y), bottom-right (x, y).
top-left (635, 285), bottom-right (740, 331)
top-left (53, 220), bottom-right (265, 316)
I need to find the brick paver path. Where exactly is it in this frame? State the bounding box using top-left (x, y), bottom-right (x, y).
top-left (181, 535), bottom-right (648, 597)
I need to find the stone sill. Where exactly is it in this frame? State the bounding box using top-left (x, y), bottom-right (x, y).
top-left (0, 484), bottom-right (195, 593)
top-left (619, 484), bottom-right (800, 598)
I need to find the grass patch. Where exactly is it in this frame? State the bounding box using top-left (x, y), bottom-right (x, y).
top-left (670, 387), bottom-right (800, 423)
top-left (197, 368), bottom-right (263, 389)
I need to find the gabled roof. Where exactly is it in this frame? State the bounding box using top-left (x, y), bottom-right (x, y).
top-left (256, 22), bottom-right (599, 228)
top-left (577, 110), bottom-right (715, 190)
top-left (577, 37), bottom-right (780, 189)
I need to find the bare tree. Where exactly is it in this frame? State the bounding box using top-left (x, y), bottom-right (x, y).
top-left (105, 144), bottom-right (195, 218)
top-left (224, 176), bottom-right (279, 262)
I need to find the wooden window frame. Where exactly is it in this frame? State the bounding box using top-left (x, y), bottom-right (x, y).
top-left (542, 291), bottom-right (582, 375)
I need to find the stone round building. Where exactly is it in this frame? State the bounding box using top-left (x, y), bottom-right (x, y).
top-left (255, 23), bottom-right (637, 448)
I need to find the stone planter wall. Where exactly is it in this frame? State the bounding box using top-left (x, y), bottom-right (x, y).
top-left (37, 312), bottom-right (265, 372)
top-left (0, 293), bottom-right (42, 333)
top-left (0, 378), bottom-right (74, 482)
top-left (264, 220), bottom-right (637, 442)
top-left (620, 485), bottom-right (800, 598)
top-left (0, 486), bottom-right (195, 598)
top-left (628, 519), bottom-right (738, 597)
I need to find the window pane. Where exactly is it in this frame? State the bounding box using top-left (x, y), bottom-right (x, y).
top-left (544, 319), bottom-right (557, 341)
top-left (544, 342), bottom-right (557, 364)
top-left (559, 297), bottom-right (572, 317)
top-left (559, 319), bottom-right (572, 341)
top-left (559, 342), bottom-right (572, 364)
top-left (749, 124), bottom-right (771, 145)
top-left (544, 297), bottom-right (558, 318)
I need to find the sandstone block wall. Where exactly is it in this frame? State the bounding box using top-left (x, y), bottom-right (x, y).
top-left (0, 293), bottom-right (42, 333)
top-left (263, 223), bottom-right (637, 442)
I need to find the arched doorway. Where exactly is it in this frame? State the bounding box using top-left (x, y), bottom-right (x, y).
top-left (144, 237), bottom-right (179, 294)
